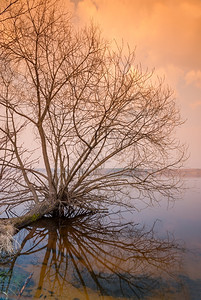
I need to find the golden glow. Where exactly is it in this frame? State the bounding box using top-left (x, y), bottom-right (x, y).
top-left (65, 0), bottom-right (201, 168)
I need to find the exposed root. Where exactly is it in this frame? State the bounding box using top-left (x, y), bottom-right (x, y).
top-left (0, 199), bottom-right (105, 255)
top-left (0, 223), bottom-right (17, 254)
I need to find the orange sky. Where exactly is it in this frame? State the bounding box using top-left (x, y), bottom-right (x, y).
top-left (66, 0), bottom-right (201, 168)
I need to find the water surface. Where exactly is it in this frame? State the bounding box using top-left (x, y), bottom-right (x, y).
top-left (0, 177), bottom-right (201, 299)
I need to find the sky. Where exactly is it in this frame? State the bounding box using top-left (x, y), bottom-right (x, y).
top-left (65, 0), bottom-right (201, 168)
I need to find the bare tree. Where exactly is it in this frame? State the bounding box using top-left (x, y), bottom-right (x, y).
top-left (0, 0), bottom-right (185, 228)
top-left (0, 0), bottom-right (25, 23)
top-left (0, 0), bottom-right (18, 15)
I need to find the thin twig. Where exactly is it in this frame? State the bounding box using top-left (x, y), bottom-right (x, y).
top-left (17, 272), bottom-right (33, 299)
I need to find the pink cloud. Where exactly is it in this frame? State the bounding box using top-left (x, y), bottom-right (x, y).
top-left (185, 70), bottom-right (201, 88)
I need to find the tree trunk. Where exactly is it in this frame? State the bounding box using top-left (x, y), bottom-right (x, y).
top-left (0, 200), bottom-right (57, 231)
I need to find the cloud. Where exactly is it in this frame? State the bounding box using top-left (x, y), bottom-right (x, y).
top-left (152, 65), bottom-right (184, 90)
top-left (190, 100), bottom-right (201, 108)
top-left (73, 0), bottom-right (201, 71)
top-left (185, 70), bottom-right (201, 88)
top-left (67, 0), bottom-right (201, 167)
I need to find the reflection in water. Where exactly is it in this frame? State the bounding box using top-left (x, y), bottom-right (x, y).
top-left (0, 214), bottom-right (183, 299)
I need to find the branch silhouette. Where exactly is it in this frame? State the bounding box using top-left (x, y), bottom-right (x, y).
top-left (0, 214), bottom-right (183, 299)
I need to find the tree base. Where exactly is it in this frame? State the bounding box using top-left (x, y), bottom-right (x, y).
top-left (0, 199), bottom-right (99, 254)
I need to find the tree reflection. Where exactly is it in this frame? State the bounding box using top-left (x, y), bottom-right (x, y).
top-left (0, 214), bottom-right (182, 299)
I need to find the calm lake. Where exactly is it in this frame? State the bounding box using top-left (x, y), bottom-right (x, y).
top-left (0, 177), bottom-right (201, 299)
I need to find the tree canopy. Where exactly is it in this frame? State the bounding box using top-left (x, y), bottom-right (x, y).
top-left (0, 0), bottom-right (185, 225)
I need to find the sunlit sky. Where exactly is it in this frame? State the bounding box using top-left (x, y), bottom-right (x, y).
top-left (65, 0), bottom-right (201, 168)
